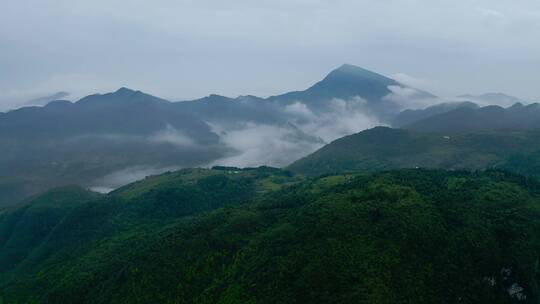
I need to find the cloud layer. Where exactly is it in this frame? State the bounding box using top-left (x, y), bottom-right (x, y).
top-left (210, 96), bottom-right (382, 168)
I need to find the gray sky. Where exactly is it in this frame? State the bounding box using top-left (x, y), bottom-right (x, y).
top-left (1, 0), bottom-right (539, 109)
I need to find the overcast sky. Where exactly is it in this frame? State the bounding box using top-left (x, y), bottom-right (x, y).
top-left (1, 0), bottom-right (539, 109)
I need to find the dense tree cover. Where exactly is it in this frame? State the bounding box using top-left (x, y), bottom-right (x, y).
top-left (289, 127), bottom-right (540, 177)
top-left (1, 168), bottom-right (540, 303)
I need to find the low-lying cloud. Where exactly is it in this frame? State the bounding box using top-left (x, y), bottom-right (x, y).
top-left (148, 125), bottom-right (198, 147)
top-left (384, 85), bottom-right (441, 110)
top-left (209, 123), bottom-right (323, 168)
top-left (89, 165), bottom-right (182, 193)
top-left (210, 96), bottom-right (382, 168)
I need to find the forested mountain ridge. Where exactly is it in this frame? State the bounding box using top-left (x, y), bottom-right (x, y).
top-left (289, 127), bottom-right (540, 177)
top-left (403, 102), bottom-right (540, 133)
top-left (1, 168), bottom-right (539, 303)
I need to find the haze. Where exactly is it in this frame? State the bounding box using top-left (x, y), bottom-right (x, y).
top-left (1, 0), bottom-right (539, 109)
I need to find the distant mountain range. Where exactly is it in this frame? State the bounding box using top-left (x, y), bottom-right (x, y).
top-left (403, 102), bottom-right (540, 133)
top-left (457, 92), bottom-right (524, 106)
top-left (391, 101), bottom-right (479, 127)
top-left (174, 64), bottom-right (435, 124)
top-left (0, 64), bottom-right (434, 206)
top-left (0, 88), bottom-right (225, 206)
top-left (0, 64), bottom-right (538, 206)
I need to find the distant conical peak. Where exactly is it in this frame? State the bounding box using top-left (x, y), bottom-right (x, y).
top-left (325, 64), bottom-right (396, 84)
top-left (115, 87), bottom-right (137, 94)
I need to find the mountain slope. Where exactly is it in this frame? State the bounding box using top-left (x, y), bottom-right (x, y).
top-left (288, 127), bottom-right (540, 177)
top-left (403, 103), bottom-right (540, 133)
top-left (0, 87), bottom-right (218, 142)
top-left (269, 64), bottom-right (400, 103)
top-left (174, 94), bottom-right (281, 126)
top-left (176, 64), bottom-right (437, 125)
top-left (392, 101), bottom-right (479, 127)
top-left (267, 64), bottom-right (435, 121)
top-left (0, 88), bottom-right (225, 207)
top-left (458, 93), bottom-right (524, 106)
top-left (1, 168), bottom-right (540, 303)
top-left (0, 186), bottom-right (101, 272)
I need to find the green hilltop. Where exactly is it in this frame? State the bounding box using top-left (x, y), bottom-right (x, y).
top-left (289, 127), bottom-right (540, 177)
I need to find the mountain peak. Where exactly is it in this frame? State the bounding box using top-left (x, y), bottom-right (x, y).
top-left (336, 63), bottom-right (370, 73)
top-left (324, 64), bottom-right (397, 85)
top-left (114, 87), bottom-right (137, 95)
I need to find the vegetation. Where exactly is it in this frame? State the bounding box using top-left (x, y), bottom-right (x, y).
top-left (403, 102), bottom-right (540, 133)
top-left (289, 127), bottom-right (540, 177)
top-left (1, 167), bottom-right (540, 303)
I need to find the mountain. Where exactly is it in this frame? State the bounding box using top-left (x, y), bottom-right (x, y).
top-left (289, 126), bottom-right (540, 177)
top-left (0, 88), bottom-right (225, 206)
top-left (0, 65), bottom-right (437, 206)
top-left (391, 101), bottom-right (479, 127)
top-left (1, 167), bottom-right (539, 303)
top-left (269, 64), bottom-right (400, 103)
top-left (267, 64), bottom-right (436, 121)
top-left (174, 94), bottom-right (281, 126)
top-left (458, 93), bottom-right (524, 106)
top-left (176, 64), bottom-right (437, 125)
top-left (1, 87), bottom-right (217, 141)
top-left (403, 102), bottom-right (540, 133)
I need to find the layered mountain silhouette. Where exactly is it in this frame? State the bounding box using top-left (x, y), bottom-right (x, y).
top-left (176, 64), bottom-right (436, 124)
top-left (391, 101), bottom-right (479, 127)
top-left (402, 102), bottom-right (540, 133)
top-left (457, 92), bottom-right (523, 106)
top-left (0, 64), bottom-right (537, 206)
top-left (1, 88), bottom-right (218, 143)
top-left (0, 88), bottom-right (225, 206)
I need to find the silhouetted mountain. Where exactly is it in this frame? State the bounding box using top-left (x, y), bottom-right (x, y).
top-left (0, 87), bottom-right (217, 142)
top-left (175, 94), bottom-right (281, 126)
top-left (458, 93), bottom-right (523, 106)
top-left (0, 65), bottom-right (438, 206)
top-left (289, 126), bottom-right (540, 177)
top-left (267, 64), bottom-right (435, 120)
top-left (392, 101), bottom-right (479, 127)
top-left (176, 64), bottom-right (437, 124)
top-left (0, 88), bottom-right (225, 206)
top-left (404, 102), bottom-right (540, 133)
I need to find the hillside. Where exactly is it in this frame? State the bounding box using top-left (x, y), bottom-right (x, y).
top-left (0, 186), bottom-right (101, 272)
top-left (288, 127), bottom-right (540, 177)
top-left (1, 168), bottom-right (540, 302)
top-left (0, 88), bottom-right (226, 207)
top-left (403, 103), bottom-right (540, 133)
top-left (391, 101), bottom-right (479, 128)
